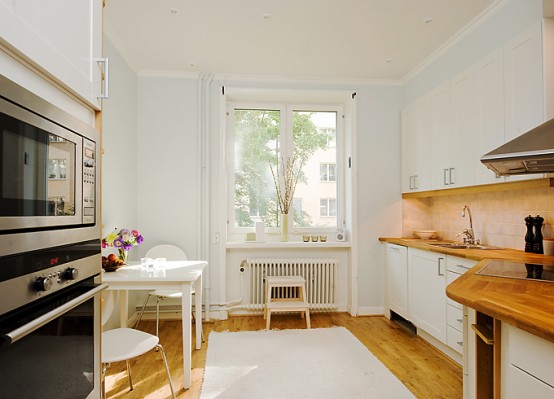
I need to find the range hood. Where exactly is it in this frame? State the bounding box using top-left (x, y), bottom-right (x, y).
top-left (481, 117), bottom-right (554, 176)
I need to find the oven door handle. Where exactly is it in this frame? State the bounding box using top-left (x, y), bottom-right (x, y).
top-left (2, 283), bottom-right (108, 346)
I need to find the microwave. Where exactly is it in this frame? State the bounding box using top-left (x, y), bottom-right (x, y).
top-left (0, 75), bottom-right (100, 256)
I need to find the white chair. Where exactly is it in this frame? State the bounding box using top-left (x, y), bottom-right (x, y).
top-left (135, 244), bottom-right (191, 337)
top-left (101, 291), bottom-right (176, 399)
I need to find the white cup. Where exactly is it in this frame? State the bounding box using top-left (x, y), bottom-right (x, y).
top-left (544, 239), bottom-right (554, 256)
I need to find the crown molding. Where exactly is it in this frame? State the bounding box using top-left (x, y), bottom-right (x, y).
top-left (401, 0), bottom-right (509, 84)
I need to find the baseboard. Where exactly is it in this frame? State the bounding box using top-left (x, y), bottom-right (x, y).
top-left (357, 306), bottom-right (384, 316)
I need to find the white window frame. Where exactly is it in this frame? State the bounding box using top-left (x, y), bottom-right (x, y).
top-left (226, 101), bottom-right (345, 235)
top-left (320, 162), bottom-right (337, 182)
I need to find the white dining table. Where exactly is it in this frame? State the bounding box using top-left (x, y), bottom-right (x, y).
top-left (102, 260), bottom-right (207, 390)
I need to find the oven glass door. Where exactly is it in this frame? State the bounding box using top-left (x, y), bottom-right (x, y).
top-left (0, 278), bottom-right (104, 399)
top-left (0, 98), bottom-right (83, 230)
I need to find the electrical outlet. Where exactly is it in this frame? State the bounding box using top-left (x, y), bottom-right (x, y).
top-left (213, 233), bottom-right (220, 244)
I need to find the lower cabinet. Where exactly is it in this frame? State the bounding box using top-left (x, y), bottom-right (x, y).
top-left (384, 243), bottom-right (475, 362)
top-left (501, 323), bottom-right (554, 398)
top-left (384, 243), bottom-right (408, 319)
top-left (465, 313), bottom-right (554, 399)
top-left (408, 248), bottom-right (447, 342)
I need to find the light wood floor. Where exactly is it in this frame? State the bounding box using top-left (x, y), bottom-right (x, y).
top-left (104, 313), bottom-right (462, 399)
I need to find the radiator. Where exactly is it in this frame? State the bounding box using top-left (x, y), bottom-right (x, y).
top-left (245, 258), bottom-right (338, 311)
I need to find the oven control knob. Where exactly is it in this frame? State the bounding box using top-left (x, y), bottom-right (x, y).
top-left (35, 276), bottom-right (52, 292)
top-left (64, 267), bottom-right (79, 280)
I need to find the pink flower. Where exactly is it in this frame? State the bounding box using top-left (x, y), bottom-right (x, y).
top-left (132, 230), bottom-right (139, 237)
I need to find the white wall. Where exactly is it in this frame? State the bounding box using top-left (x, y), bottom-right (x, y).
top-left (354, 85), bottom-right (403, 313)
top-left (102, 37), bottom-right (138, 247)
top-left (101, 36), bottom-right (138, 327)
top-left (136, 76), bottom-right (199, 259)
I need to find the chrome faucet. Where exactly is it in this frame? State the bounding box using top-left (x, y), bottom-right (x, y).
top-left (460, 205), bottom-right (478, 245)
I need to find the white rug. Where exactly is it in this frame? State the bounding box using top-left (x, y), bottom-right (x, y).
top-left (200, 327), bottom-right (416, 399)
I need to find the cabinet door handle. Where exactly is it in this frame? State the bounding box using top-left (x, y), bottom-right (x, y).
top-left (456, 318), bottom-right (463, 323)
top-left (457, 341), bottom-right (463, 346)
top-left (444, 169), bottom-right (449, 185)
top-left (414, 175), bottom-right (419, 190)
top-left (409, 175), bottom-right (413, 190)
top-left (449, 168), bottom-right (455, 184)
top-left (96, 57), bottom-right (110, 99)
top-left (438, 257), bottom-right (445, 276)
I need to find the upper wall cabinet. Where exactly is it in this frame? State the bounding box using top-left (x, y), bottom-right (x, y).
top-left (401, 95), bottom-right (432, 192)
top-left (0, 0), bottom-right (104, 110)
top-left (503, 20), bottom-right (552, 182)
top-left (401, 19), bottom-right (553, 193)
top-left (474, 48), bottom-right (505, 185)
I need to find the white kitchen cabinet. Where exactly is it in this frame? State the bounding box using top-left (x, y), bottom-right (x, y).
top-left (446, 256), bottom-right (476, 355)
top-left (503, 20), bottom-right (552, 182)
top-left (0, 0), bottom-right (104, 110)
top-left (430, 82), bottom-right (452, 188)
top-left (384, 243), bottom-right (408, 319)
top-left (474, 48), bottom-right (506, 185)
top-left (501, 323), bottom-right (554, 398)
top-left (449, 68), bottom-right (476, 188)
top-left (401, 95), bottom-right (432, 192)
top-left (408, 248), bottom-right (446, 342)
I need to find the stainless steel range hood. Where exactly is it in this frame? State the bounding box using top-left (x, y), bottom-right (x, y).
top-left (481, 118), bottom-right (554, 176)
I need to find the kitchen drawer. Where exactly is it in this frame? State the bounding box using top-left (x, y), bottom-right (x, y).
top-left (447, 256), bottom-right (476, 274)
top-left (447, 271), bottom-right (462, 309)
top-left (504, 364), bottom-right (554, 399)
top-left (447, 304), bottom-right (463, 332)
top-left (506, 325), bottom-right (554, 388)
top-left (447, 325), bottom-right (463, 354)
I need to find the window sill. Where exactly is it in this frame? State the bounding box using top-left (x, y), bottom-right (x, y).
top-left (226, 241), bottom-right (351, 249)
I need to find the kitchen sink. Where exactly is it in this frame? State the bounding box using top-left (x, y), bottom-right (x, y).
top-left (430, 243), bottom-right (502, 250)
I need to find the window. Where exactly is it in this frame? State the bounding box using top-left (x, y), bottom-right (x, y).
top-left (320, 163), bottom-right (336, 182)
top-left (320, 198), bottom-right (336, 217)
top-left (228, 101), bottom-right (343, 232)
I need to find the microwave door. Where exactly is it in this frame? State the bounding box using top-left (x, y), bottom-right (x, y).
top-left (0, 100), bottom-right (83, 231)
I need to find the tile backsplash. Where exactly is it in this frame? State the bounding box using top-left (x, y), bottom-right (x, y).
top-left (403, 185), bottom-right (554, 250)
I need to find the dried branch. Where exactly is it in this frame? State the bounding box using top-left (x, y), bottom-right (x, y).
top-left (270, 155), bottom-right (302, 214)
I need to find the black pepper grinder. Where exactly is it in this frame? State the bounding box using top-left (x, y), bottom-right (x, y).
top-left (533, 215), bottom-right (544, 254)
top-left (525, 215), bottom-right (534, 253)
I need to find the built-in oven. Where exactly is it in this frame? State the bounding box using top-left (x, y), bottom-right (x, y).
top-left (0, 240), bottom-right (105, 399)
top-left (0, 75), bottom-right (99, 256)
top-left (0, 76), bottom-right (103, 398)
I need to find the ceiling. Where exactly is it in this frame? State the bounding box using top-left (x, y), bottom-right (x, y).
top-left (104, 0), bottom-right (501, 82)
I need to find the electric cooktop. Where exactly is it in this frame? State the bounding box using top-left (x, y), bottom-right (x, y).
top-left (477, 260), bottom-right (554, 283)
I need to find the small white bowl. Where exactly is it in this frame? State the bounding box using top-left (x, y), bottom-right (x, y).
top-left (414, 230), bottom-right (437, 239)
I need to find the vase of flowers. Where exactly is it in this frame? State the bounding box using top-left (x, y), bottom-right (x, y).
top-left (102, 228), bottom-right (144, 263)
top-left (270, 156), bottom-right (302, 242)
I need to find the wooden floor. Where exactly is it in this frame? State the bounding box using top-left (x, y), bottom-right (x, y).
top-left (104, 313), bottom-right (462, 399)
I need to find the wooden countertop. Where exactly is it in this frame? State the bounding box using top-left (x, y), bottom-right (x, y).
top-left (379, 238), bottom-right (554, 343)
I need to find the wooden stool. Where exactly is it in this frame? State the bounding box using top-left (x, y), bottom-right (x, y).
top-left (265, 276), bottom-right (311, 330)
